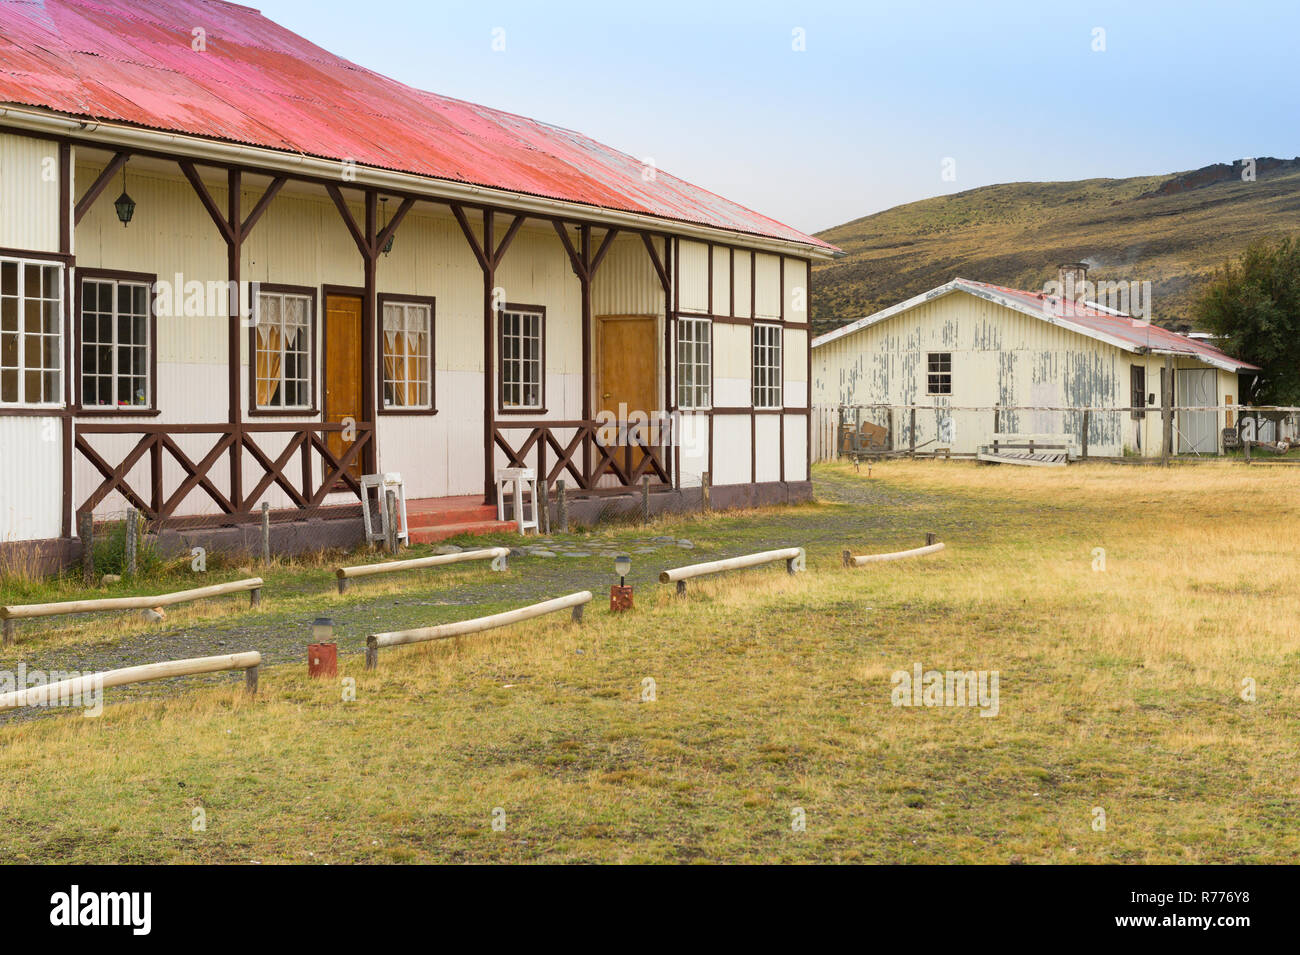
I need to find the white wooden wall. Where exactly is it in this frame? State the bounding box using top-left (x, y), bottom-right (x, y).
top-left (812, 289), bottom-right (1234, 457)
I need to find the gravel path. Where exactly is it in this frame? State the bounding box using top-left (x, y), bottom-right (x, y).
top-left (0, 467), bottom-right (1063, 721)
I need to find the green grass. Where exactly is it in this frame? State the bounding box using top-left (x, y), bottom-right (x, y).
top-left (1, 460), bottom-right (1297, 863)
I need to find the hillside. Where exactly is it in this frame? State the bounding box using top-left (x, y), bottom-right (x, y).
top-left (810, 159), bottom-right (1300, 336)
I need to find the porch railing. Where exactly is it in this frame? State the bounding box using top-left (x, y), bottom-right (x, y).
top-left (74, 422), bottom-right (374, 524)
top-left (493, 418), bottom-right (673, 491)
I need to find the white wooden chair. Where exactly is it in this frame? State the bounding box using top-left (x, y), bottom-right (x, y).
top-left (495, 467), bottom-right (539, 534)
top-left (360, 472), bottom-right (408, 543)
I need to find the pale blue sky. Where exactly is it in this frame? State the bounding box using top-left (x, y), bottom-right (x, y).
top-left (257, 0), bottom-right (1300, 234)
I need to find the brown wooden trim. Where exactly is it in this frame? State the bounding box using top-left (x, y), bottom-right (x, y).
top-left (805, 259), bottom-right (813, 479)
top-left (678, 310), bottom-right (807, 330)
top-left (324, 184), bottom-right (369, 258)
top-left (496, 303), bottom-right (547, 415)
top-left (729, 247), bottom-right (735, 318)
top-left (0, 407), bottom-right (67, 417)
top-left (247, 282), bottom-right (319, 416)
top-left (321, 283), bottom-right (367, 299)
top-left (14, 122), bottom-right (828, 265)
top-left (73, 150), bottom-right (129, 226)
top-left (73, 268), bottom-right (160, 416)
top-left (73, 421), bottom-right (374, 523)
top-left (178, 160), bottom-right (236, 245)
top-left (0, 246), bottom-right (74, 265)
top-left (375, 196), bottom-right (416, 258)
top-left (240, 175), bottom-right (287, 237)
top-left (750, 319), bottom-right (757, 484)
top-left (707, 240), bottom-right (714, 315)
top-left (60, 141), bottom-right (73, 537)
top-left (493, 419), bottom-right (670, 490)
top-left (711, 406), bottom-right (787, 416)
top-left (376, 292), bottom-right (437, 415)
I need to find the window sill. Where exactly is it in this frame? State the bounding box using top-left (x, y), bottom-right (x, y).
top-left (247, 407), bottom-right (320, 418)
top-left (75, 407), bottom-right (160, 417)
top-left (379, 407), bottom-right (439, 416)
top-left (0, 405), bottom-right (66, 416)
top-left (498, 407), bottom-right (547, 416)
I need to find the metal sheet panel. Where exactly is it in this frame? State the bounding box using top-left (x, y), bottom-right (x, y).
top-left (0, 0), bottom-right (834, 252)
top-left (0, 132), bottom-right (60, 252)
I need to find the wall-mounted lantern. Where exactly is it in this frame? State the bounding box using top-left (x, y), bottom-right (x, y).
top-left (114, 166), bottom-right (135, 227)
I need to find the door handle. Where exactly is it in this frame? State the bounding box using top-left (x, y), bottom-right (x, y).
top-left (602, 393), bottom-right (611, 399)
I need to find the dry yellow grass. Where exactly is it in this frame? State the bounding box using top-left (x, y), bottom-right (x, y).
top-left (0, 459), bottom-right (1296, 863)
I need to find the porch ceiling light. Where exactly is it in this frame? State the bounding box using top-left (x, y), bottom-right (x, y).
top-left (380, 196), bottom-right (394, 255)
top-left (114, 166), bottom-right (135, 227)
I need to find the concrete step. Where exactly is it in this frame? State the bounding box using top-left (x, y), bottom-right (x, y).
top-left (406, 504), bottom-right (498, 528)
top-left (407, 519), bottom-right (517, 544)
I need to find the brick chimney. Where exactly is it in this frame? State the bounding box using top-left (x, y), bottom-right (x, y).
top-left (1057, 263), bottom-right (1089, 302)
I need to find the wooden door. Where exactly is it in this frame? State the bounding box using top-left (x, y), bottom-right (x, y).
top-left (598, 316), bottom-right (659, 477)
top-left (324, 294), bottom-right (363, 483)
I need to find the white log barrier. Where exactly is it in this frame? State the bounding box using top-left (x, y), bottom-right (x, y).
top-left (659, 547), bottom-right (806, 595)
top-left (843, 539), bottom-right (945, 567)
top-left (365, 590), bottom-right (592, 670)
top-left (1, 578), bottom-right (265, 646)
top-left (335, 547), bottom-right (508, 594)
top-left (0, 651), bottom-right (262, 714)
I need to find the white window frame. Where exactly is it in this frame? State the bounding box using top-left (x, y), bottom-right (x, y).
top-left (0, 256), bottom-right (64, 408)
top-left (381, 300), bottom-right (434, 411)
top-left (676, 317), bottom-right (712, 411)
top-left (79, 276), bottom-right (152, 410)
top-left (499, 307), bottom-right (544, 411)
top-left (752, 322), bottom-right (782, 410)
top-left (926, 351), bottom-right (952, 396)
top-left (253, 290), bottom-right (313, 411)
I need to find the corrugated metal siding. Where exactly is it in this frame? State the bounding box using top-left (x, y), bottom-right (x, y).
top-left (711, 245), bottom-right (730, 313)
top-left (754, 415), bottom-right (780, 482)
top-left (783, 257), bottom-right (807, 322)
top-left (812, 290), bottom-right (1239, 457)
top-left (0, 133), bottom-right (61, 253)
top-left (732, 251), bottom-right (752, 319)
top-left (2, 151), bottom-right (809, 535)
top-left (677, 240), bottom-right (709, 313)
top-left (0, 417), bottom-right (63, 540)
top-left (713, 323), bottom-right (750, 407)
top-left (711, 413), bottom-right (751, 485)
top-left (592, 236), bottom-right (662, 317)
top-left (754, 253), bottom-right (781, 319)
top-left (784, 328), bottom-right (808, 400)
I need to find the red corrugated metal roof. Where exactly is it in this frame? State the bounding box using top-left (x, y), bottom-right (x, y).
top-left (0, 0), bottom-right (836, 251)
top-left (960, 279), bottom-right (1260, 371)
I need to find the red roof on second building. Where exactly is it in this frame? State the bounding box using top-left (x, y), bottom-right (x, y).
top-left (0, 0), bottom-right (836, 251)
top-left (962, 279), bottom-right (1259, 372)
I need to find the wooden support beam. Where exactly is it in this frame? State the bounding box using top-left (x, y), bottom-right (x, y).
top-left (493, 214), bottom-right (526, 266)
top-left (178, 160), bottom-right (236, 245)
top-left (589, 226), bottom-right (619, 277)
top-left (73, 151), bottom-right (130, 225)
top-left (240, 175), bottom-right (286, 237)
top-left (325, 183), bottom-right (370, 258)
top-left (375, 195), bottom-right (416, 257)
top-left (640, 232), bottom-right (670, 293)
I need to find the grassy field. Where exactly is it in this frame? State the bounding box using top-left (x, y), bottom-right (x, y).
top-left (1, 460), bottom-right (1297, 863)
